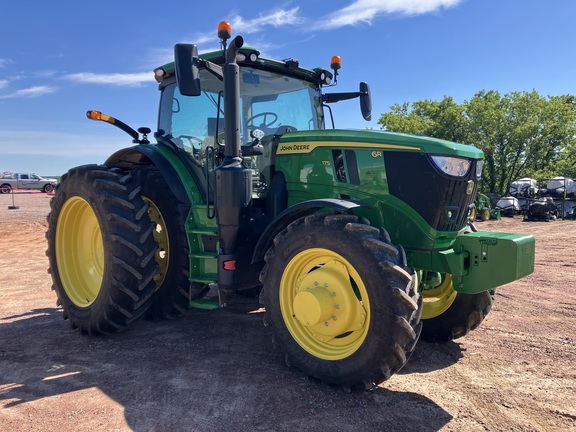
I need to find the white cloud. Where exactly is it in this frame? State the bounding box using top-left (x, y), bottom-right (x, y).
top-left (230, 7), bottom-right (304, 34)
top-left (0, 80), bottom-right (8, 89)
top-left (147, 8), bottom-right (303, 66)
top-left (64, 72), bottom-right (154, 87)
top-left (0, 58), bottom-right (12, 68)
top-left (0, 85), bottom-right (57, 100)
top-left (320, 0), bottom-right (461, 29)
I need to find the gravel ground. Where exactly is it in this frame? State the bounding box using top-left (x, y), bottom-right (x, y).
top-left (1, 192), bottom-right (575, 431)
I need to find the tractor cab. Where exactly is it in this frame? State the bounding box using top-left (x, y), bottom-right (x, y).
top-left (156, 61), bottom-right (325, 197)
top-left (154, 36), bottom-right (370, 201)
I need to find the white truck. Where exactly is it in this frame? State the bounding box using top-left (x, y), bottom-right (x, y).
top-left (0, 172), bottom-right (58, 193)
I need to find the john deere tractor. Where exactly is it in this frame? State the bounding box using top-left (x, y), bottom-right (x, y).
top-left (46, 23), bottom-right (535, 389)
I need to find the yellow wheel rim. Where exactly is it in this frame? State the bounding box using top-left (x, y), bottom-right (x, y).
top-left (142, 197), bottom-right (169, 289)
top-left (280, 248), bottom-right (369, 360)
top-left (55, 197), bottom-right (104, 307)
top-left (421, 274), bottom-right (457, 319)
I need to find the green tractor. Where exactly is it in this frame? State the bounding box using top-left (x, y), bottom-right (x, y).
top-left (46, 23), bottom-right (535, 389)
top-left (470, 192), bottom-right (501, 221)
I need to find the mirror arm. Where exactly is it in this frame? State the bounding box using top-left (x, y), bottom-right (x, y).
top-left (322, 92), bottom-right (362, 104)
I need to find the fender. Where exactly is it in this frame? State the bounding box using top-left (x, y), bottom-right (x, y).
top-left (251, 198), bottom-right (364, 265)
top-left (104, 145), bottom-right (192, 220)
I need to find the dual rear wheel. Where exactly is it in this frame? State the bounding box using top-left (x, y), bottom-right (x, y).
top-left (46, 165), bottom-right (158, 334)
top-left (46, 165), bottom-right (202, 334)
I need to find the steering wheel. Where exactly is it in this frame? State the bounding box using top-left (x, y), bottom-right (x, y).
top-left (246, 112), bottom-right (278, 129)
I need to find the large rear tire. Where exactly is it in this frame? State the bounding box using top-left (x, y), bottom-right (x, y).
top-left (132, 167), bottom-right (208, 320)
top-left (420, 272), bottom-right (495, 342)
top-left (261, 213), bottom-right (422, 389)
top-left (46, 165), bottom-right (159, 334)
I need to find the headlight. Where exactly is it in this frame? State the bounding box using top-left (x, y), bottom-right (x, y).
top-left (430, 155), bottom-right (471, 177)
top-left (475, 159), bottom-right (484, 180)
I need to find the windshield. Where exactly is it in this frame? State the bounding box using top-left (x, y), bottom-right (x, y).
top-left (158, 66), bottom-right (324, 155)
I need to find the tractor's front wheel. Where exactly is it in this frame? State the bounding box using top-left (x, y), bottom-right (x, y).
top-left (46, 165), bottom-right (159, 334)
top-left (469, 204), bottom-right (477, 221)
top-left (261, 213), bottom-right (422, 389)
top-left (419, 272), bottom-right (495, 342)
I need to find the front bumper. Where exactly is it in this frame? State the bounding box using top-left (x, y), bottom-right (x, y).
top-left (406, 231), bottom-right (535, 294)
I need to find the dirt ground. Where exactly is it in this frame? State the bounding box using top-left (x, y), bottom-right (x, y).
top-left (1, 192), bottom-right (575, 432)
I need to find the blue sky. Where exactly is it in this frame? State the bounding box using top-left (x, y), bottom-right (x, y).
top-left (1, 0), bottom-right (575, 176)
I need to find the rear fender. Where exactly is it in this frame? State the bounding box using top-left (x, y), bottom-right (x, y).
top-left (105, 145), bottom-right (191, 219)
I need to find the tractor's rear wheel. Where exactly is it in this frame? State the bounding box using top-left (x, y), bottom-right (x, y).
top-left (420, 272), bottom-right (495, 342)
top-left (46, 165), bottom-right (159, 334)
top-left (261, 213), bottom-right (422, 389)
top-left (132, 167), bottom-right (208, 320)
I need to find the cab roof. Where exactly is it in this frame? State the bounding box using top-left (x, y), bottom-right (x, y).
top-left (154, 46), bottom-right (333, 88)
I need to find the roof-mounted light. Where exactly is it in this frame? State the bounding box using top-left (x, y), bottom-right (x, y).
top-left (330, 55), bottom-right (342, 71)
top-left (330, 55), bottom-right (341, 85)
top-left (218, 20), bottom-right (232, 40)
top-left (153, 67), bottom-right (165, 83)
top-left (218, 20), bottom-right (232, 50)
top-left (313, 68), bottom-right (333, 86)
top-left (236, 50), bottom-right (259, 63)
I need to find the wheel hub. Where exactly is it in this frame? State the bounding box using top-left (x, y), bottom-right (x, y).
top-left (293, 287), bottom-right (334, 327)
top-left (279, 247), bottom-right (373, 360)
top-left (290, 259), bottom-right (366, 340)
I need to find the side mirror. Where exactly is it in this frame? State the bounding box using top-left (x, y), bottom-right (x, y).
top-left (174, 44), bottom-right (201, 96)
top-left (360, 82), bottom-right (372, 121)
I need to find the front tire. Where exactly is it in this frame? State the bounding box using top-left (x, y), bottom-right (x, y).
top-left (261, 213), bottom-right (422, 388)
top-left (46, 165), bottom-right (159, 334)
top-left (469, 204), bottom-right (476, 221)
top-left (43, 183), bottom-right (54, 193)
top-left (420, 272), bottom-right (495, 342)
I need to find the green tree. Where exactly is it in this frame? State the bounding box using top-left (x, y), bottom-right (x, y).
top-left (378, 90), bottom-right (576, 195)
top-left (377, 97), bottom-right (467, 142)
top-left (532, 95), bottom-right (576, 179)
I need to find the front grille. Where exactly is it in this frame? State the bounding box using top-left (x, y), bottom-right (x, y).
top-left (384, 152), bottom-right (478, 231)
